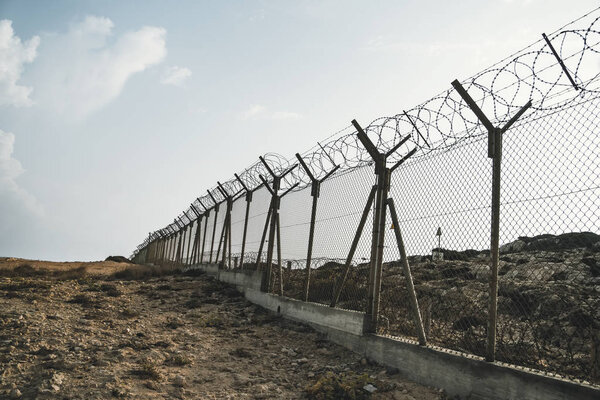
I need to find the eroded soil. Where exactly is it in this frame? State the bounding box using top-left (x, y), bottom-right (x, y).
top-left (0, 265), bottom-right (444, 399)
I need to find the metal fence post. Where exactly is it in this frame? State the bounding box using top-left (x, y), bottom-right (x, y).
top-left (296, 152), bottom-right (339, 302)
top-left (451, 79), bottom-right (531, 362)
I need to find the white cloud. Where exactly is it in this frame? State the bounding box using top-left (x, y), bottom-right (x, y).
top-left (0, 20), bottom-right (40, 107)
top-left (241, 104), bottom-right (267, 119)
top-left (271, 111), bottom-right (301, 120)
top-left (0, 129), bottom-right (43, 215)
top-left (161, 66), bottom-right (192, 86)
top-left (34, 16), bottom-right (167, 120)
top-left (240, 104), bottom-right (301, 120)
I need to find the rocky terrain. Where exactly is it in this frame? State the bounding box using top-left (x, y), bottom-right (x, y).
top-left (0, 261), bottom-right (443, 399)
top-left (278, 232), bottom-right (600, 384)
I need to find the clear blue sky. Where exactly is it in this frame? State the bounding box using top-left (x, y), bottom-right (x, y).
top-left (0, 0), bottom-right (597, 261)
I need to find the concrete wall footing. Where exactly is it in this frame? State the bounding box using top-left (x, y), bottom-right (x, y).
top-left (185, 264), bottom-right (599, 400)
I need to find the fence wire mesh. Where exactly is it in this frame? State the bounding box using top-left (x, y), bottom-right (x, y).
top-left (132, 10), bottom-right (600, 385)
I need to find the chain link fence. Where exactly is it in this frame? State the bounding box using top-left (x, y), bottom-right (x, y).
top-left (132, 10), bottom-right (600, 385)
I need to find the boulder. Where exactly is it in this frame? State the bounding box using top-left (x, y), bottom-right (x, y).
top-left (499, 240), bottom-right (526, 254)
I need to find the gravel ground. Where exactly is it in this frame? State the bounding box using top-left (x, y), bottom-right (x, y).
top-left (0, 266), bottom-right (445, 399)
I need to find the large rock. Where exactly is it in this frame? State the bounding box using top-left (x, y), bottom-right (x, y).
top-left (499, 240), bottom-right (526, 254)
top-left (518, 232), bottom-right (600, 252)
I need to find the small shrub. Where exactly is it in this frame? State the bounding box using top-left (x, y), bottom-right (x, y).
top-left (132, 361), bottom-right (162, 381)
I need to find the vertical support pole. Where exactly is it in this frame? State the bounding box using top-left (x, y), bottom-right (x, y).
top-left (175, 231), bottom-right (183, 265)
top-left (180, 226), bottom-right (187, 265)
top-left (276, 213), bottom-right (283, 296)
top-left (371, 167), bottom-right (390, 332)
top-left (366, 161), bottom-right (388, 333)
top-left (451, 79), bottom-right (530, 362)
top-left (186, 222), bottom-right (193, 265)
top-left (262, 176), bottom-right (280, 292)
top-left (201, 213), bottom-right (209, 264)
top-left (195, 217), bottom-right (203, 264)
top-left (209, 204), bottom-right (219, 264)
top-left (387, 198), bottom-right (427, 345)
top-left (156, 238), bottom-right (165, 264)
top-left (166, 236), bottom-right (172, 263)
top-left (219, 199), bottom-right (232, 269)
top-left (304, 182), bottom-right (319, 301)
top-left (488, 127), bottom-right (502, 361)
top-left (191, 218), bottom-right (200, 265)
top-left (240, 192), bottom-right (252, 269)
top-left (228, 207), bottom-right (232, 269)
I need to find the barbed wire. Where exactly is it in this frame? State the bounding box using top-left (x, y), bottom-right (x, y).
top-left (133, 9), bottom-right (600, 256)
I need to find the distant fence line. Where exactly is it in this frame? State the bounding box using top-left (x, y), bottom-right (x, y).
top-left (132, 10), bottom-right (600, 385)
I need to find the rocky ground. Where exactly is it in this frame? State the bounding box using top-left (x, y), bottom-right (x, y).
top-left (0, 262), bottom-right (444, 399)
top-left (280, 232), bottom-right (600, 384)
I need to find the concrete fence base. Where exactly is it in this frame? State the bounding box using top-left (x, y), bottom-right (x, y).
top-left (184, 264), bottom-right (599, 400)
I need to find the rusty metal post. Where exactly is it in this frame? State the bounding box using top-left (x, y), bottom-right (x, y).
top-left (451, 79), bottom-right (531, 362)
top-left (387, 198), bottom-right (427, 345)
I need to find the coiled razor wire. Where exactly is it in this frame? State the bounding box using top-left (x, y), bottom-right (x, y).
top-left (134, 8), bottom-right (600, 255)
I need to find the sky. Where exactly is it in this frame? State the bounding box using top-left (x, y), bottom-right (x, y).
top-left (0, 0), bottom-right (598, 261)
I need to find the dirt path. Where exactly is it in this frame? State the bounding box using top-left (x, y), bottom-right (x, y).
top-left (0, 266), bottom-right (444, 399)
